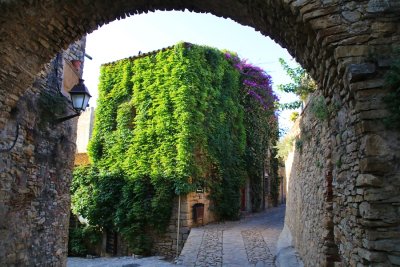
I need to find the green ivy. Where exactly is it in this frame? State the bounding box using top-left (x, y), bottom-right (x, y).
top-left (269, 146), bottom-right (281, 207)
top-left (71, 166), bottom-right (125, 230)
top-left (68, 223), bottom-right (102, 256)
top-left (73, 42), bottom-right (278, 253)
top-left (242, 86), bottom-right (276, 212)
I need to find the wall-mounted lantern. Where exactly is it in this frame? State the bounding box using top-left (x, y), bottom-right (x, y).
top-left (56, 79), bottom-right (91, 123)
top-left (1, 60), bottom-right (91, 153)
top-left (70, 79), bottom-right (91, 112)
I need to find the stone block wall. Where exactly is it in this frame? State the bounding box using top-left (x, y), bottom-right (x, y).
top-left (0, 39), bottom-right (86, 266)
top-left (152, 192), bottom-right (216, 258)
top-left (285, 80), bottom-right (400, 266)
top-left (152, 195), bottom-right (190, 259)
top-left (285, 93), bottom-right (339, 266)
top-left (185, 191), bottom-right (216, 227)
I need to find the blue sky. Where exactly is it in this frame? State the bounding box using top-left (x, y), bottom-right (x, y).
top-left (82, 10), bottom-right (299, 131)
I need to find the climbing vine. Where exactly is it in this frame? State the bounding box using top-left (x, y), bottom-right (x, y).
top-left (72, 43), bottom-right (278, 253)
top-left (224, 52), bottom-right (279, 211)
top-left (269, 146), bottom-right (281, 207)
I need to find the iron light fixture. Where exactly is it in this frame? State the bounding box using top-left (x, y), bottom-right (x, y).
top-left (56, 79), bottom-right (91, 123)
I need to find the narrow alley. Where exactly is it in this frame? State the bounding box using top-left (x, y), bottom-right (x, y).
top-left (68, 206), bottom-right (296, 267)
top-left (177, 205), bottom-right (286, 267)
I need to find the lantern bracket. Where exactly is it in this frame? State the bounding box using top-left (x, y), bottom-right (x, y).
top-left (54, 112), bottom-right (81, 124)
top-left (54, 79), bottom-right (91, 124)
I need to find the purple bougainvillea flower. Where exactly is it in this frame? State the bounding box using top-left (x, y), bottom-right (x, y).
top-left (243, 79), bottom-right (258, 87)
top-left (225, 55), bottom-right (278, 112)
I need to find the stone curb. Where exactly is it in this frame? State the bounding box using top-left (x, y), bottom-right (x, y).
top-left (275, 224), bottom-right (304, 267)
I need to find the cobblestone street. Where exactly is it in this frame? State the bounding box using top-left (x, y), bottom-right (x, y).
top-left (177, 205), bottom-right (285, 267)
top-left (67, 206), bottom-right (287, 267)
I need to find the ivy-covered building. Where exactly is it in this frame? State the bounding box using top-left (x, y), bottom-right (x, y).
top-left (71, 42), bottom-right (279, 257)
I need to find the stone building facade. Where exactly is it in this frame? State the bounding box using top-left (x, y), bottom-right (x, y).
top-left (151, 192), bottom-right (215, 258)
top-left (74, 107), bottom-right (95, 166)
top-left (75, 107), bottom-right (95, 154)
top-left (0, 1), bottom-right (400, 266)
top-left (73, 44), bottom-right (249, 258)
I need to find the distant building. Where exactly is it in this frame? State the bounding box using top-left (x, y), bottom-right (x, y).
top-left (71, 42), bottom-right (278, 257)
top-left (74, 107), bottom-right (95, 166)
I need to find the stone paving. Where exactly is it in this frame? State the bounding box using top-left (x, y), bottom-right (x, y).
top-left (67, 256), bottom-right (175, 267)
top-left (177, 205), bottom-right (285, 267)
top-left (67, 206), bottom-right (292, 267)
top-left (242, 230), bottom-right (274, 265)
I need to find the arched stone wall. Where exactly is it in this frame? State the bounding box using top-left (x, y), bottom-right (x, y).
top-left (0, 1), bottom-right (399, 266)
top-left (0, 0), bottom-right (371, 103)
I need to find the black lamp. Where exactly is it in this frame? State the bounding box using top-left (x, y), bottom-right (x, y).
top-left (70, 79), bottom-right (91, 112)
top-left (56, 79), bottom-right (91, 123)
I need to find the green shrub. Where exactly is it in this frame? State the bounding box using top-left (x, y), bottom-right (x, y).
top-left (275, 135), bottom-right (294, 161)
top-left (295, 138), bottom-right (304, 152)
top-left (290, 111), bottom-right (299, 122)
top-left (68, 224), bottom-right (102, 256)
top-left (277, 58), bottom-right (316, 110)
top-left (310, 96), bottom-right (328, 121)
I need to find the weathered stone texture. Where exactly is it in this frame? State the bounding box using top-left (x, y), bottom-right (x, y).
top-left (286, 86), bottom-right (400, 266)
top-left (152, 192), bottom-right (215, 258)
top-left (0, 40), bottom-right (85, 266)
top-left (152, 195), bottom-right (191, 259)
top-left (285, 93), bottom-right (339, 266)
top-left (0, 0), bottom-right (399, 266)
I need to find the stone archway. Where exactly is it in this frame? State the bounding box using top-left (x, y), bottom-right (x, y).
top-left (0, 1), bottom-right (399, 266)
